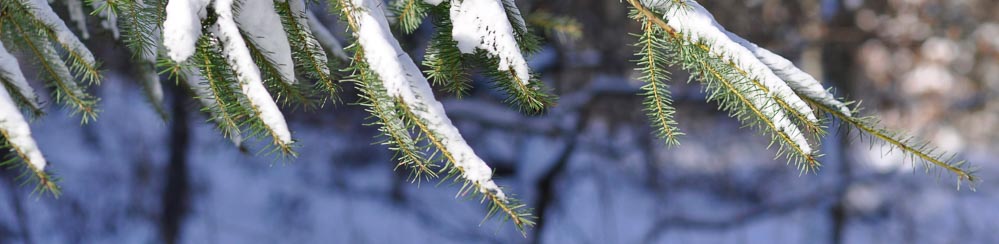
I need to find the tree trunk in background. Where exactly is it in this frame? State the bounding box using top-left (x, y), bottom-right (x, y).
top-left (161, 85), bottom-right (190, 244)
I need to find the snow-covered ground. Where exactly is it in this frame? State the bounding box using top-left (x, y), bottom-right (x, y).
top-left (0, 72), bottom-right (995, 243)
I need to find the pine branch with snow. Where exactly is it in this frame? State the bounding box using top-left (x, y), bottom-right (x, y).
top-left (2, 0), bottom-right (100, 122)
top-left (626, 0), bottom-right (975, 182)
top-left (0, 0), bottom-right (980, 234)
top-left (334, 0), bottom-right (535, 233)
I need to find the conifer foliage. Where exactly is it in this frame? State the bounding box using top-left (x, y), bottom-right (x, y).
top-left (0, 0), bottom-right (978, 234)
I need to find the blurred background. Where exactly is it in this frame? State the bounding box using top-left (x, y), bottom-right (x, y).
top-left (1, 0), bottom-right (998, 243)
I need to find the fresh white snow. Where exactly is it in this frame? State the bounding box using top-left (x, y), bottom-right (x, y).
top-left (0, 70), bottom-right (47, 171)
top-left (212, 0), bottom-right (293, 144)
top-left (449, 0), bottom-right (531, 83)
top-left (0, 42), bottom-right (41, 111)
top-left (236, 0), bottom-right (297, 84)
top-left (164, 0), bottom-right (211, 63)
top-left (350, 0), bottom-right (507, 199)
top-left (423, 0), bottom-right (444, 6)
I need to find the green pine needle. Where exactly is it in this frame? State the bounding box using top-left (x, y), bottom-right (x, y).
top-left (632, 18), bottom-right (683, 146)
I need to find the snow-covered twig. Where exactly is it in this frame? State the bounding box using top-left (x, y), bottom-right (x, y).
top-left (340, 0), bottom-right (533, 232)
top-left (212, 0), bottom-right (294, 148)
top-left (350, 0), bottom-right (503, 194)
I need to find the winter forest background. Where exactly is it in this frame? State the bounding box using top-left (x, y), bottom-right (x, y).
top-left (2, 0), bottom-right (998, 243)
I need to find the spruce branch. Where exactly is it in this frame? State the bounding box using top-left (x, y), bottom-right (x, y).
top-left (399, 99), bottom-right (535, 233)
top-left (627, 0), bottom-right (980, 179)
top-left (351, 55), bottom-right (437, 180)
top-left (640, 1), bottom-right (823, 132)
top-left (1, 9), bottom-right (99, 122)
top-left (192, 36), bottom-right (248, 142)
top-left (806, 97), bottom-right (978, 189)
top-left (334, 0), bottom-right (436, 181)
top-left (691, 45), bottom-right (819, 172)
top-left (334, 0), bottom-right (534, 232)
top-left (209, 0), bottom-right (297, 156)
top-left (198, 31), bottom-right (297, 157)
top-left (626, 0), bottom-right (819, 171)
top-left (0, 41), bottom-right (57, 196)
top-left (632, 17), bottom-right (682, 146)
top-left (13, 0), bottom-right (103, 86)
top-left (662, 1), bottom-right (824, 136)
